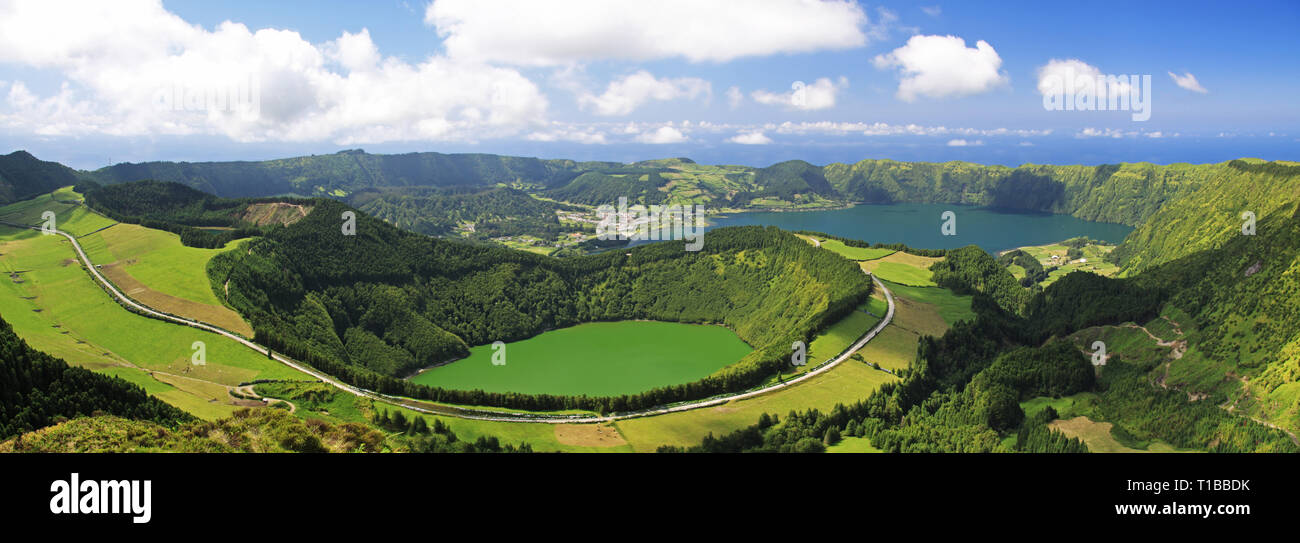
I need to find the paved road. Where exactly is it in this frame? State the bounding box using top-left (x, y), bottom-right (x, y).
top-left (5, 220), bottom-right (894, 424)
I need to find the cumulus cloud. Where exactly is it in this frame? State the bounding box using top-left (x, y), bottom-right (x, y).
top-left (872, 35), bottom-right (1007, 101)
top-left (727, 131), bottom-right (772, 144)
top-left (1168, 71), bottom-right (1208, 93)
top-left (751, 77), bottom-right (847, 111)
top-left (636, 125), bottom-right (688, 144)
top-left (946, 138), bottom-right (982, 146)
top-left (578, 71), bottom-right (711, 116)
top-left (0, 0), bottom-right (549, 143)
top-left (425, 0), bottom-right (872, 65)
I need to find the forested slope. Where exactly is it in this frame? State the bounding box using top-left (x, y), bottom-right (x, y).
top-left (350, 186), bottom-right (577, 238)
top-left (1111, 160), bottom-right (1300, 273)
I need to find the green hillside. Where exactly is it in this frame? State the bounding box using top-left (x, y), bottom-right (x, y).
top-left (0, 150), bottom-right (85, 205)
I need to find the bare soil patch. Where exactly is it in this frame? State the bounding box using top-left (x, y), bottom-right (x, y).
top-left (554, 423), bottom-right (628, 447)
top-left (99, 262), bottom-right (253, 337)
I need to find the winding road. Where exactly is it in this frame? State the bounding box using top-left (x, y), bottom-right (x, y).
top-left (3, 219), bottom-right (894, 424)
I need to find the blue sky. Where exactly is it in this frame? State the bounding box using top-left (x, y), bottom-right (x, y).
top-left (0, 0), bottom-right (1296, 169)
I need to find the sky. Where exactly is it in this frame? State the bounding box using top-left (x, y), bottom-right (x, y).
top-left (0, 0), bottom-right (1296, 170)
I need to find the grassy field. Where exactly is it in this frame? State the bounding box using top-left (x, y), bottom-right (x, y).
top-left (370, 400), bottom-right (636, 453)
top-left (0, 226), bottom-right (310, 420)
top-left (1016, 241), bottom-right (1120, 287)
top-left (819, 239), bottom-right (896, 261)
top-left (1049, 416), bottom-right (1193, 453)
top-left (826, 436), bottom-right (883, 453)
top-left (78, 223), bottom-right (253, 336)
top-left (410, 321), bottom-right (753, 396)
top-left (860, 252), bottom-right (940, 286)
top-left (615, 360), bottom-right (898, 451)
top-left (0, 186), bottom-right (115, 237)
top-left (808, 310), bottom-right (880, 366)
top-left (881, 280), bottom-right (976, 328)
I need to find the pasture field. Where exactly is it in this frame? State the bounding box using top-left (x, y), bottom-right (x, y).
top-left (1017, 241), bottom-right (1120, 287)
top-left (1048, 416), bottom-right (1193, 453)
top-left (369, 401), bottom-right (635, 453)
top-left (826, 436), bottom-right (883, 453)
top-left (819, 239), bottom-right (896, 261)
top-left (78, 223), bottom-right (253, 336)
top-left (772, 299), bottom-right (882, 383)
top-left (860, 251), bottom-right (941, 286)
top-left (0, 186), bottom-right (114, 237)
top-left (410, 320), bottom-right (753, 397)
top-left (615, 360), bottom-right (898, 451)
top-left (881, 280), bottom-right (975, 328)
top-left (0, 228), bottom-right (310, 420)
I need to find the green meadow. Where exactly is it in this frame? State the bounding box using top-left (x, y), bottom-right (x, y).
top-left (827, 436), bottom-right (883, 453)
top-left (881, 280), bottom-right (976, 327)
top-left (0, 186), bottom-right (114, 237)
top-left (410, 320), bottom-right (753, 397)
top-left (859, 251), bottom-right (941, 287)
top-left (79, 223), bottom-right (248, 308)
top-left (818, 239), bottom-right (896, 261)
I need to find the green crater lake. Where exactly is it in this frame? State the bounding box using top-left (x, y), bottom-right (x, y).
top-left (707, 203), bottom-right (1134, 253)
top-left (409, 321), bottom-right (752, 397)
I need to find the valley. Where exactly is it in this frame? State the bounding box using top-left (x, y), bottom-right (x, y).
top-left (0, 151), bottom-right (1296, 455)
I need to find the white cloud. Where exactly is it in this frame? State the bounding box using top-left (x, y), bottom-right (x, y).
top-left (425, 0), bottom-right (872, 65)
top-left (526, 124), bottom-right (607, 144)
top-left (727, 131), bottom-right (772, 145)
top-left (946, 138), bottom-right (982, 146)
top-left (1036, 59), bottom-right (1132, 103)
top-left (725, 86), bottom-right (744, 109)
top-left (578, 71), bottom-right (710, 116)
top-left (765, 120), bottom-right (1050, 138)
top-left (921, 6), bottom-right (942, 17)
top-left (751, 77), bottom-right (847, 111)
top-left (1168, 71), bottom-right (1208, 93)
top-left (872, 35), bottom-right (1007, 101)
top-left (1076, 127), bottom-right (1168, 139)
top-left (636, 125), bottom-right (688, 144)
top-left (0, 0), bottom-right (549, 143)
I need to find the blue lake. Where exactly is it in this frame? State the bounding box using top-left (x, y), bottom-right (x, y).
top-left (706, 203), bottom-right (1134, 253)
